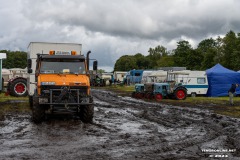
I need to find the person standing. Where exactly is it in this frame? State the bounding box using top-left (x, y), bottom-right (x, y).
top-left (228, 83), bottom-right (239, 106)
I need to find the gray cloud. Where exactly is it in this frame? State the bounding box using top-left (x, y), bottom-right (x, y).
top-left (0, 0), bottom-right (240, 71)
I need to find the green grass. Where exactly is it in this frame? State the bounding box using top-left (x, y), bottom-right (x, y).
top-left (0, 93), bottom-right (30, 119)
top-left (0, 93), bottom-right (28, 102)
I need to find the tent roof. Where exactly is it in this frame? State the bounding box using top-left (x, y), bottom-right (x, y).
top-left (206, 63), bottom-right (237, 74)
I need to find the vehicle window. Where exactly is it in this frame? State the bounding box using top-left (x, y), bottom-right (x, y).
top-left (135, 73), bottom-right (141, 76)
top-left (40, 61), bottom-right (86, 74)
top-left (197, 78), bottom-right (206, 84)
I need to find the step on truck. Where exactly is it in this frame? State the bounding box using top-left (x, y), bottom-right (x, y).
top-left (27, 42), bottom-right (97, 123)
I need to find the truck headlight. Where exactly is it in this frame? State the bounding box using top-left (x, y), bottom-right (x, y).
top-left (41, 82), bottom-right (56, 85)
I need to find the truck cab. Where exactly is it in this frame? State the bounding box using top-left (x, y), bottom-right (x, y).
top-left (27, 43), bottom-right (97, 123)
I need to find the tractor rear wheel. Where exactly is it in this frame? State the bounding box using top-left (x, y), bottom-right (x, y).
top-left (174, 88), bottom-right (187, 100)
top-left (155, 93), bottom-right (163, 101)
top-left (9, 78), bottom-right (28, 97)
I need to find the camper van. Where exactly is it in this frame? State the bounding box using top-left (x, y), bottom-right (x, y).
top-left (167, 70), bottom-right (208, 96)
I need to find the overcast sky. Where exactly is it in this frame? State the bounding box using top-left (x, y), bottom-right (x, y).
top-left (0, 0), bottom-right (240, 71)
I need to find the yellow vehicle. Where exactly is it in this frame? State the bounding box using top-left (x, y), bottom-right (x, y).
top-left (27, 42), bottom-right (97, 123)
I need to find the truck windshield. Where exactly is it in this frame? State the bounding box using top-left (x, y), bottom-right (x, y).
top-left (40, 61), bottom-right (86, 74)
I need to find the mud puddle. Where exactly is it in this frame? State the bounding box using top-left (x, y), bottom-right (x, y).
top-left (1, 89), bottom-right (240, 159)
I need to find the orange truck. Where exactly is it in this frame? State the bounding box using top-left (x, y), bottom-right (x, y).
top-left (27, 42), bottom-right (97, 123)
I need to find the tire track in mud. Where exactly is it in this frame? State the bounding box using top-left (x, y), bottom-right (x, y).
top-left (92, 89), bottom-right (240, 159)
top-left (0, 89), bottom-right (240, 159)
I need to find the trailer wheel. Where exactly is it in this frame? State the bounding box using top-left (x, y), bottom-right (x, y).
top-left (174, 88), bottom-right (187, 100)
top-left (80, 105), bottom-right (94, 123)
top-left (32, 96), bottom-right (45, 123)
top-left (155, 93), bottom-right (163, 101)
top-left (10, 78), bottom-right (28, 97)
top-left (191, 92), bottom-right (196, 97)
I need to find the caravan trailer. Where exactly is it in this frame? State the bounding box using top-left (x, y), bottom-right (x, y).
top-left (167, 70), bottom-right (208, 96)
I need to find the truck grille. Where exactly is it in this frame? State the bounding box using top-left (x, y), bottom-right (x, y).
top-left (40, 86), bottom-right (88, 104)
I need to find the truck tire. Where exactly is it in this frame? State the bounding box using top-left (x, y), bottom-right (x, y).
top-left (174, 88), bottom-right (187, 100)
top-left (80, 105), bottom-right (94, 123)
top-left (32, 96), bottom-right (45, 123)
top-left (29, 96), bottom-right (33, 109)
top-left (9, 78), bottom-right (28, 97)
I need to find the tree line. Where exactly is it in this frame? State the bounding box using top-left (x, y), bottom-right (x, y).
top-left (114, 30), bottom-right (240, 71)
top-left (1, 50), bottom-right (27, 69)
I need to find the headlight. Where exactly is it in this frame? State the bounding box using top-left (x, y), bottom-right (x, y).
top-left (41, 82), bottom-right (56, 85)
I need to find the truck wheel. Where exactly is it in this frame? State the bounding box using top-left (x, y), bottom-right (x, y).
top-left (32, 96), bottom-right (45, 123)
top-left (174, 88), bottom-right (187, 100)
top-left (29, 96), bottom-right (33, 109)
top-left (80, 105), bottom-right (94, 123)
top-left (155, 93), bottom-right (163, 101)
top-left (10, 78), bottom-right (28, 97)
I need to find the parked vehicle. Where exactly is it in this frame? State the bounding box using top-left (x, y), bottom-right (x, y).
top-left (125, 70), bottom-right (143, 85)
top-left (132, 81), bottom-right (187, 101)
top-left (152, 82), bottom-right (187, 101)
top-left (167, 70), bottom-right (208, 97)
top-left (2, 68), bottom-right (28, 97)
top-left (131, 83), bottom-right (144, 98)
top-left (27, 42), bottom-right (97, 123)
top-left (113, 71), bottom-right (127, 83)
top-left (0, 53), bottom-right (6, 92)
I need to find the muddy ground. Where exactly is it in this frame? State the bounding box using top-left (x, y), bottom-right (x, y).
top-left (1, 89), bottom-right (240, 159)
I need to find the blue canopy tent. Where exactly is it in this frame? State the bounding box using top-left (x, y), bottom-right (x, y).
top-left (206, 63), bottom-right (240, 97)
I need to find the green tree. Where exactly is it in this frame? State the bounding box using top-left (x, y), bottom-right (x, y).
top-left (147, 45), bottom-right (167, 68)
top-left (114, 55), bottom-right (137, 71)
top-left (196, 38), bottom-right (218, 70)
top-left (1, 50), bottom-right (27, 68)
top-left (173, 40), bottom-right (193, 68)
top-left (221, 30), bottom-right (238, 70)
top-left (134, 53), bottom-right (150, 69)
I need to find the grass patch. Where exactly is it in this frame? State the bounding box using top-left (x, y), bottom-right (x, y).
top-left (0, 93), bottom-right (30, 119)
top-left (0, 93), bottom-right (28, 102)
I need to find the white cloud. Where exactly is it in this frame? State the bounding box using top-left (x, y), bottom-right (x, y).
top-left (0, 0), bottom-right (240, 71)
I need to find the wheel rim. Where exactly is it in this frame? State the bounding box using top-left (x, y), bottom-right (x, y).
top-left (176, 90), bottom-right (185, 99)
top-left (155, 94), bottom-right (162, 101)
top-left (14, 82), bottom-right (26, 95)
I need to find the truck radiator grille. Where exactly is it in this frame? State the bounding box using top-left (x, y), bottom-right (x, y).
top-left (41, 86), bottom-right (88, 104)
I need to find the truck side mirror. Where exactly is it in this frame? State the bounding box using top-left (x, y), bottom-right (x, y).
top-left (93, 61), bottom-right (98, 71)
top-left (27, 59), bottom-right (32, 68)
top-left (27, 59), bottom-right (32, 73)
top-left (28, 68), bottom-right (33, 73)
